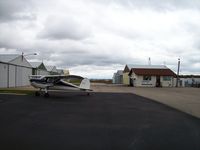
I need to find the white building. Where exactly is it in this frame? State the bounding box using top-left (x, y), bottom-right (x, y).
top-left (128, 65), bottom-right (177, 87)
top-left (30, 62), bottom-right (49, 75)
top-left (0, 54), bottom-right (32, 88)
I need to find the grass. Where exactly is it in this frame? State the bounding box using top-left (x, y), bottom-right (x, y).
top-left (90, 79), bottom-right (112, 84)
top-left (0, 89), bottom-right (34, 95)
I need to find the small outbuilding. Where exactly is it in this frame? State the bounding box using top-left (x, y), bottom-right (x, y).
top-left (128, 65), bottom-right (176, 87)
top-left (0, 54), bottom-right (32, 88)
top-left (123, 64), bottom-right (135, 85)
top-left (63, 69), bottom-right (70, 75)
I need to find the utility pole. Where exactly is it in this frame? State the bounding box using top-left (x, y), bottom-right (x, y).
top-left (176, 58), bottom-right (180, 87)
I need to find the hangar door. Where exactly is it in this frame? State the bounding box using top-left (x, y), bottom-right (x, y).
top-left (22, 67), bottom-right (32, 86)
top-left (16, 66), bottom-right (32, 87)
top-left (8, 65), bottom-right (16, 87)
top-left (0, 63), bottom-right (8, 88)
top-left (16, 66), bottom-right (22, 87)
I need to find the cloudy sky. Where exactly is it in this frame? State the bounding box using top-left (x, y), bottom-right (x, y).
top-left (0, 0), bottom-right (200, 78)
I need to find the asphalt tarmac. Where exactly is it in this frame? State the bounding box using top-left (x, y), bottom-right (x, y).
top-left (0, 92), bottom-right (200, 150)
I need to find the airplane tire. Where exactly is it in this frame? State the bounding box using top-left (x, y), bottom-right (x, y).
top-left (35, 91), bottom-right (40, 96)
top-left (87, 93), bottom-right (90, 96)
top-left (44, 93), bottom-right (49, 98)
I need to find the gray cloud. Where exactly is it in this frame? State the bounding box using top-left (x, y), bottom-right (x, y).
top-left (44, 52), bottom-right (133, 67)
top-left (0, 0), bottom-right (35, 22)
top-left (89, 0), bottom-right (200, 10)
top-left (38, 16), bottom-right (91, 40)
top-left (0, 0), bottom-right (200, 78)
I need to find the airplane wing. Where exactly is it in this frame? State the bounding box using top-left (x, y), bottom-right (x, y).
top-left (60, 79), bottom-right (80, 88)
top-left (30, 75), bottom-right (84, 84)
top-left (62, 75), bottom-right (84, 80)
top-left (30, 75), bottom-right (84, 80)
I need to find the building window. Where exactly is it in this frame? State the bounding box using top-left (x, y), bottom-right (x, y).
top-left (143, 76), bottom-right (151, 81)
top-left (163, 76), bottom-right (171, 81)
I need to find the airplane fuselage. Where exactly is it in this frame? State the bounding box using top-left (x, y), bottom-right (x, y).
top-left (29, 75), bottom-right (91, 97)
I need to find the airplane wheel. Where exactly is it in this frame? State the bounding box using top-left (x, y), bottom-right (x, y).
top-left (87, 93), bottom-right (90, 96)
top-left (35, 91), bottom-right (40, 96)
top-left (44, 93), bottom-right (49, 98)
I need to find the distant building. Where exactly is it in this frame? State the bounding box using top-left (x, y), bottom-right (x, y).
top-left (112, 73), bottom-right (117, 84)
top-left (63, 69), bottom-right (70, 75)
top-left (113, 70), bottom-right (123, 84)
top-left (179, 75), bottom-right (200, 87)
top-left (128, 65), bottom-right (176, 87)
top-left (56, 69), bottom-right (64, 75)
top-left (45, 65), bottom-right (58, 75)
top-left (30, 62), bottom-right (49, 75)
top-left (0, 54), bottom-right (32, 88)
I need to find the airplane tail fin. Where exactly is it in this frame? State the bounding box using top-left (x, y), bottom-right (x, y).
top-left (79, 78), bottom-right (91, 90)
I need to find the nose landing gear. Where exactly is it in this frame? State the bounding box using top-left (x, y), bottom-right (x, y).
top-left (35, 88), bottom-right (49, 98)
top-left (44, 93), bottom-right (49, 98)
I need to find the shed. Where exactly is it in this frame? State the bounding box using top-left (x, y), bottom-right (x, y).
top-left (63, 69), bottom-right (70, 75)
top-left (123, 64), bottom-right (136, 85)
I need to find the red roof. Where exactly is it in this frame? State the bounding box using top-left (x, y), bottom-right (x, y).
top-left (129, 68), bottom-right (176, 77)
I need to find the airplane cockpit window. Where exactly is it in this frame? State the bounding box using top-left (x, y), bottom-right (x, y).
top-left (47, 78), bottom-right (54, 83)
top-left (40, 77), bottom-right (46, 82)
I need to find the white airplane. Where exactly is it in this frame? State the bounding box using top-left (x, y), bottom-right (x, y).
top-left (29, 75), bottom-right (92, 97)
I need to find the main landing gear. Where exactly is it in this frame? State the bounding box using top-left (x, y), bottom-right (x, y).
top-left (44, 93), bottom-right (49, 98)
top-left (35, 91), bottom-right (41, 96)
top-left (35, 88), bottom-right (49, 98)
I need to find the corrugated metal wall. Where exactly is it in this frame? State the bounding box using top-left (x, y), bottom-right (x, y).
top-left (22, 67), bottom-right (32, 86)
top-left (8, 65), bottom-right (15, 87)
top-left (0, 62), bottom-right (32, 88)
top-left (0, 63), bottom-right (8, 88)
top-left (37, 69), bottom-right (49, 75)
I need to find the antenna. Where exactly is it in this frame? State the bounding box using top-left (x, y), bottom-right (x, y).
top-left (176, 58), bottom-right (180, 87)
top-left (22, 52), bottom-right (24, 61)
top-left (148, 57), bottom-right (151, 65)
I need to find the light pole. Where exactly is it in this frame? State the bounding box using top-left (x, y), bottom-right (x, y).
top-left (22, 52), bottom-right (37, 61)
